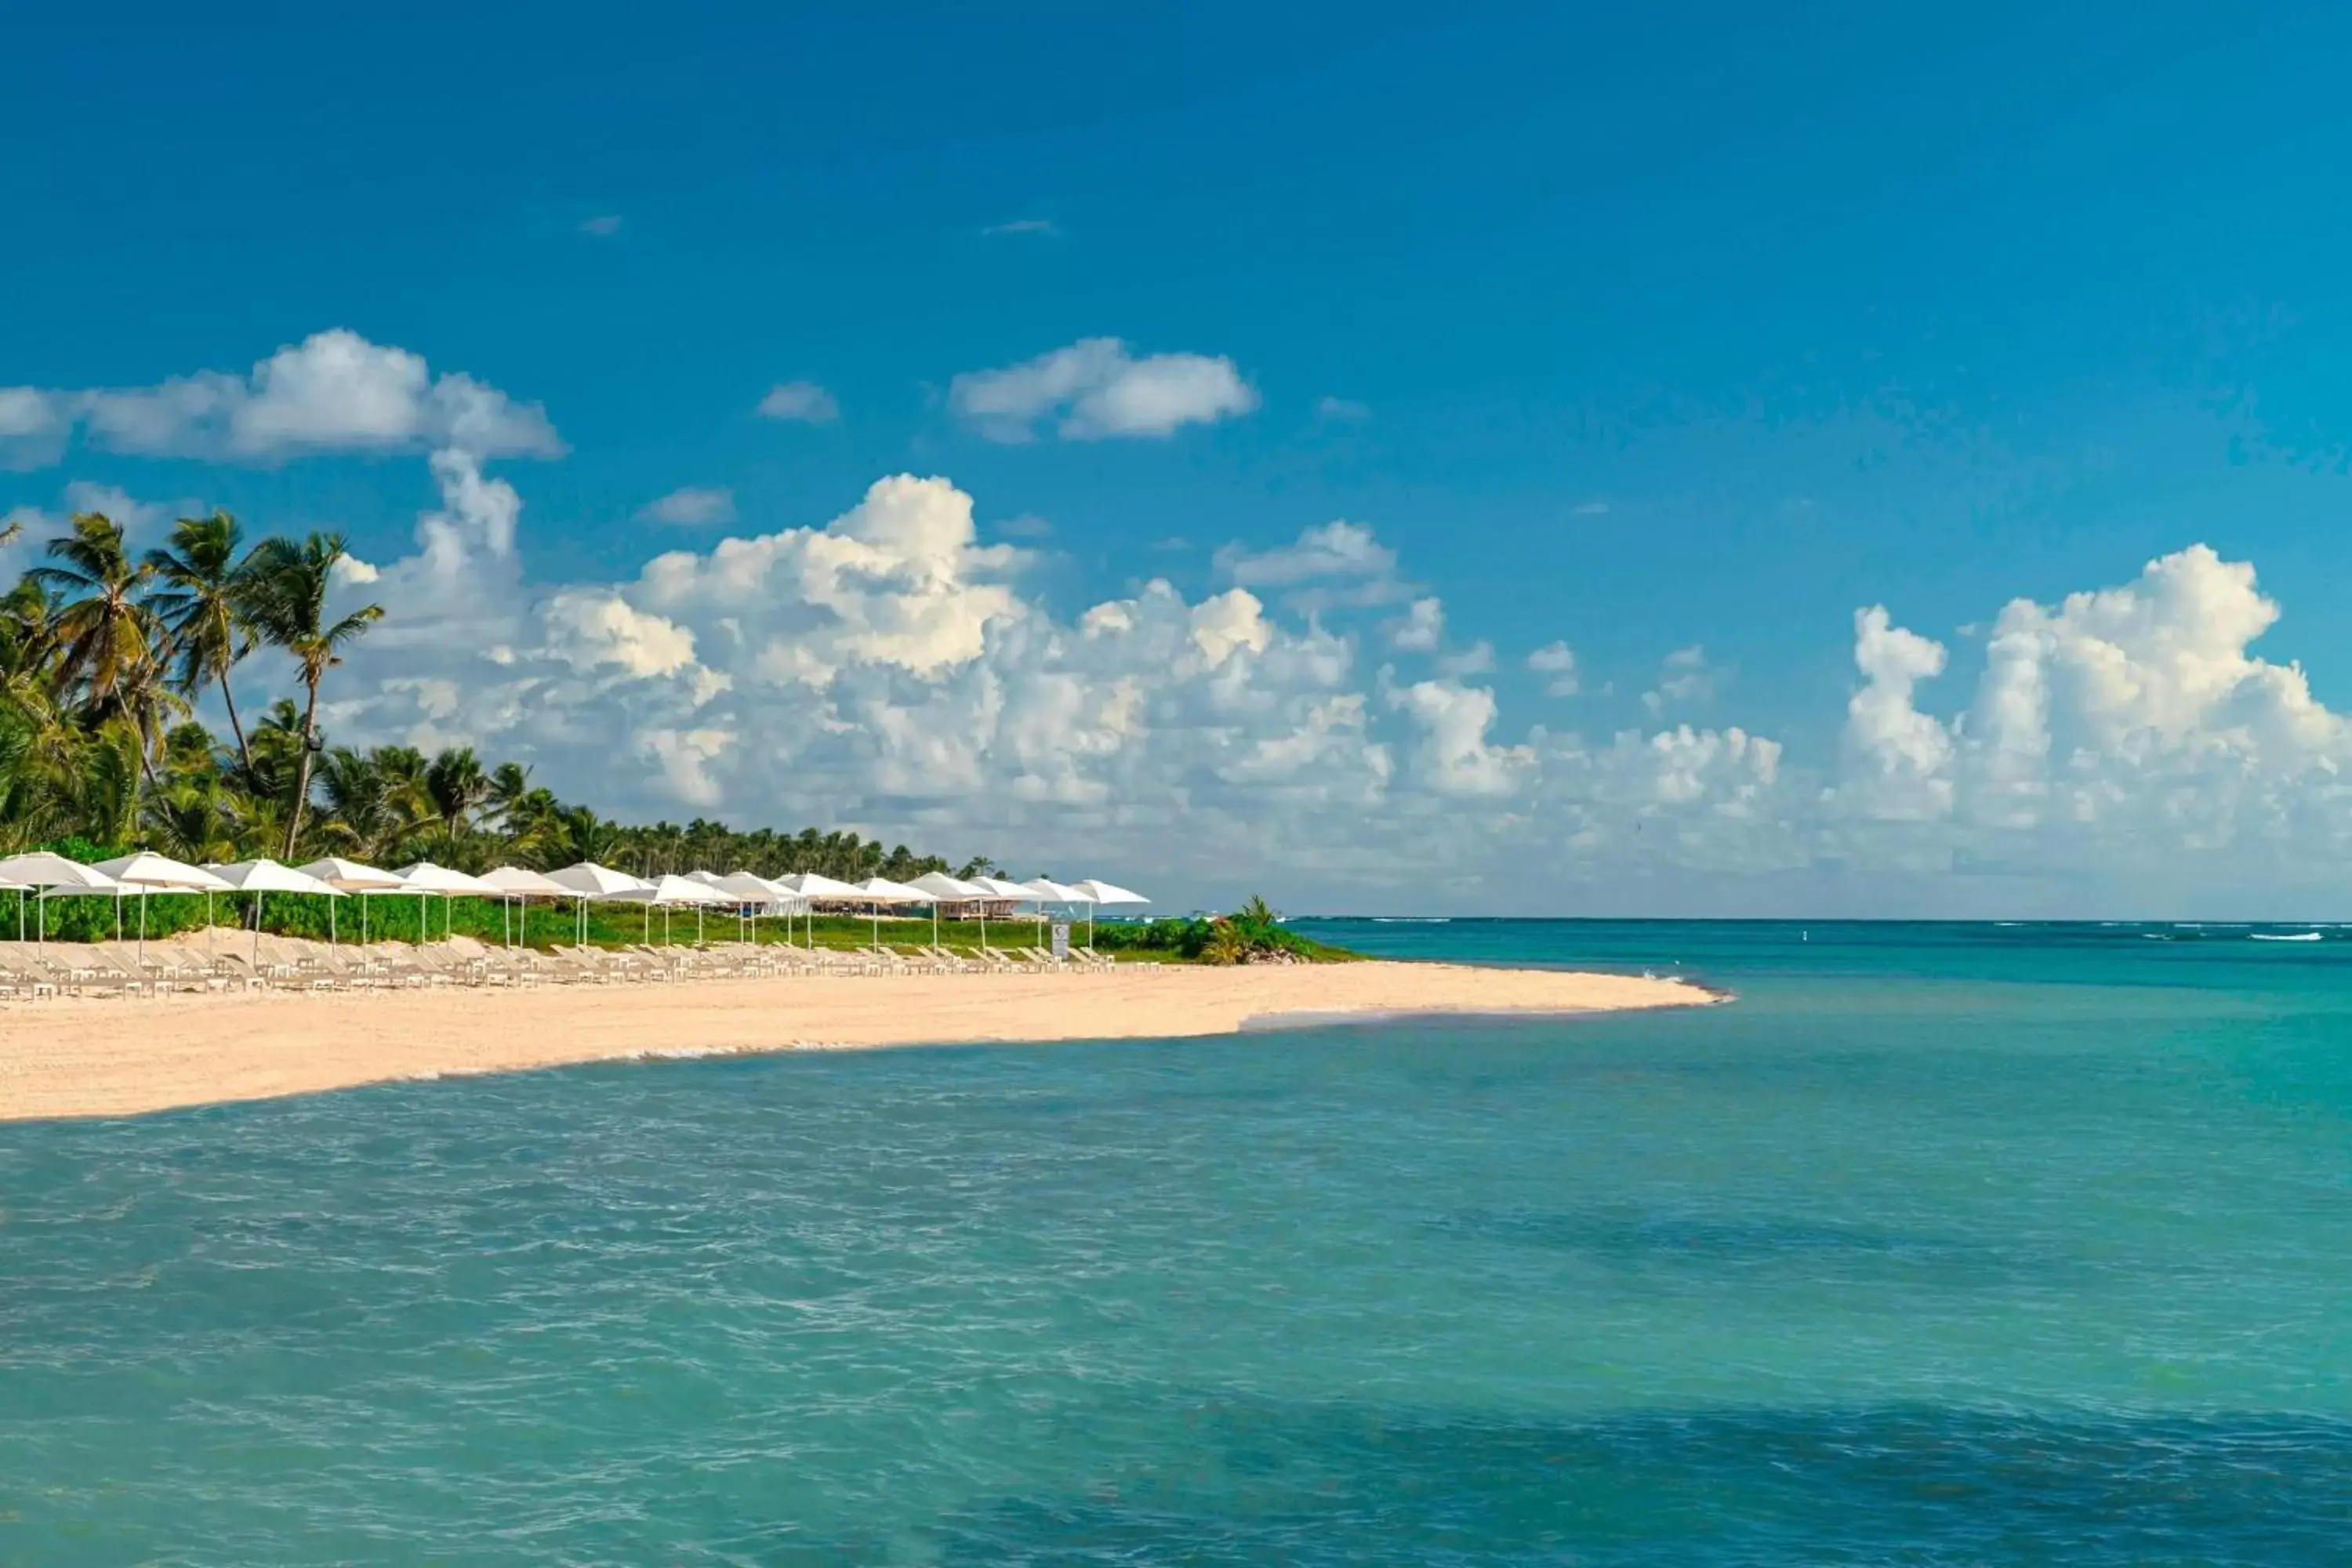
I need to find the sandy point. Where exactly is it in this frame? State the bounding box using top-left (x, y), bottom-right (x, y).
top-left (0, 960), bottom-right (1716, 1123)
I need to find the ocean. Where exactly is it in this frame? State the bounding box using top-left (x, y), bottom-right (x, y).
top-left (2, 920), bottom-right (2347, 1563)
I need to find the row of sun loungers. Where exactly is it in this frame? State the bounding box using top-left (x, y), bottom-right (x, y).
top-left (0, 935), bottom-right (1123, 1001)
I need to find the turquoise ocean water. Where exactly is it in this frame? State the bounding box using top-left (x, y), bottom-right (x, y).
top-left (2, 920), bottom-right (2349, 1563)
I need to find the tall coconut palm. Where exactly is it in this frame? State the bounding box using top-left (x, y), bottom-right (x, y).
top-left (485, 760), bottom-right (532, 829)
top-left (143, 776), bottom-right (245, 866)
top-left (25, 512), bottom-right (159, 717)
top-left (145, 510), bottom-right (259, 777)
top-left (239, 532), bottom-right (383, 856)
top-left (424, 746), bottom-right (490, 855)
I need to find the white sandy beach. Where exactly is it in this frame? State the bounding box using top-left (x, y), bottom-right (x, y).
top-left (0, 960), bottom-right (1709, 1122)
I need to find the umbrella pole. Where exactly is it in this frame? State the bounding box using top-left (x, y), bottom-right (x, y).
top-left (16, 887), bottom-right (22, 943)
top-left (330, 897), bottom-right (336, 948)
top-left (139, 889), bottom-right (147, 963)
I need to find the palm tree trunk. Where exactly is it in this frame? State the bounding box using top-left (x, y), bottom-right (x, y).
top-left (282, 677), bottom-right (321, 858)
top-left (218, 673), bottom-right (255, 778)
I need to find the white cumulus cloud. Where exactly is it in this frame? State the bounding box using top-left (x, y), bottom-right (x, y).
top-left (43, 330), bottom-right (563, 463)
top-left (1527, 641), bottom-right (1579, 696)
top-left (950, 338), bottom-right (1258, 442)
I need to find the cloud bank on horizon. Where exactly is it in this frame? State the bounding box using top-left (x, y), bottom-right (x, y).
top-left (7, 329), bottom-right (2349, 916)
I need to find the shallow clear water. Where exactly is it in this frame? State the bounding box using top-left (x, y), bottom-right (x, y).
top-left (2, 921), bottom-right (2349, 1563)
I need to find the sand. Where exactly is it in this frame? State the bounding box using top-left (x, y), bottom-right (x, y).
top-left (0, 960), bottom-right (1712, 1123)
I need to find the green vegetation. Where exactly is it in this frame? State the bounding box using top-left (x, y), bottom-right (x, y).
top-left (1091, 896), bottom-right (1357, 965)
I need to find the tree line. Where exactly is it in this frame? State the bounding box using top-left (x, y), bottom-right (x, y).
top-left (0, 510), bottom-right (987, 882)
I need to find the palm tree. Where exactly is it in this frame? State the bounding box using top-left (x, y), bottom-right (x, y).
top-left (26, 513), bottom-right (159, 716)
top-left (424, 746), bottom-right (490, 855)
top-left (144, 776), bottom-right (244, 866)
top-left (145, 511), bottom-right (258, 777)
top-left (240, 532), bottom-right (383, 856)
top-left (485, 760), bottom-right (532, 827)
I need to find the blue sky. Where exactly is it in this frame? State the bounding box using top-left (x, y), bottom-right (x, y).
top-left (10, 3), bottom-right (2352, 913)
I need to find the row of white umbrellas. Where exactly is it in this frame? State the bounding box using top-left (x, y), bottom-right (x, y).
top-left (0, 849), bottom-right (1148, 960)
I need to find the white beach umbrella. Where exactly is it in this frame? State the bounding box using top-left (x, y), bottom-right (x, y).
top-left (93, 851), bottom-right (234, 962)
top-left (478, 866), bottom-right (574, 947)
top-left (908, 871), bottom-right (987, 948)
top-left (624, 873), bottom-right (728, 904)
top-left (546, 862), bottom-right (654, 945)
top-left (1069, 879), bottom-right (1148, 949)
top-left (779, 871), bottom-right (865, 899)
top-left (209, 858), bottom-right (344, 967)
top-left (724, 873), bottom-right (811, 946)
top-left (775, 872), bottom-right (866, 947)
top-left (298, 856), bottom-right (406, 946)
top-left (481, 866), bottom-right (572, 895)
top-left (0, 851), bottom-right (122, 949)
top-left (608, 873), bottom-right (728, 946)
top-left (394, 861), bottom-right (503, 895)
top-left (546, 861), bottom-right (654, 896)
top-left (963, 875), bottom-right (1047, 949)
top-left (1021, 878), bottom-right (1095, 958)
top-left (846, 875), bottom-right (932, 950)
top-left (35, 878), bottom-right (141, 946)
top-left (694, 870), bottom-right (794, 943)
top-left (394, 861), bottom-right (505, 943)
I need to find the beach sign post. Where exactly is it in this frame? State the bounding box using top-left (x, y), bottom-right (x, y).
top-left (1051, 922), bottom-right (1070, 964)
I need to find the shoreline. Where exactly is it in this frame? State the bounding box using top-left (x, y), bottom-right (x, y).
top-left (0, 960), bottom-right (1714, 1123)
